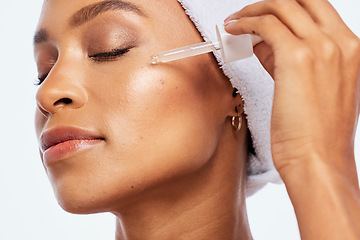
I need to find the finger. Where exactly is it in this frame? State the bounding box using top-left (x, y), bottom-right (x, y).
top-left (253, 42), bottom-right (275, 77)
top-left (225, 0), bottom-right (319, 40)
top-left (224, 15), bottom-right (311, 79)
top-left (297, 0), bottom-right (359, 56)
top-left (225, 15), bottom-right (301, 54)
top-left (296, 0), bottom-right (345, 28)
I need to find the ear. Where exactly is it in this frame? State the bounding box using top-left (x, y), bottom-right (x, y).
top-left (227, 88), bottom-right (244, 117)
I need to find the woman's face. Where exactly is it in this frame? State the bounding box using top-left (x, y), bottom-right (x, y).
top-left (34, 0), bottom-right (236, 213)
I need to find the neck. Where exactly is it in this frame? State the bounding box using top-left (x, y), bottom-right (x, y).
top-left (114, 125), bottom-right (252, 240)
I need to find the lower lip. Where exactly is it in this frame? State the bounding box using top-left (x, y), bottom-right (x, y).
top-left (43, 139), bottom-right (102, 165)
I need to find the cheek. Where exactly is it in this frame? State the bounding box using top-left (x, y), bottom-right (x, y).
top-left (109, 65), bottom-right (221, 173)
top-left (98, 64), bottom-right (221, 182)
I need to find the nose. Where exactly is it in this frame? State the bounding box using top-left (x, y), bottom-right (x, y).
top-left (36, 63), bottom-right (88, 116)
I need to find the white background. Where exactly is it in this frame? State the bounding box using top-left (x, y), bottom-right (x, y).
top-left (0, 0), bottom-right (359, 239)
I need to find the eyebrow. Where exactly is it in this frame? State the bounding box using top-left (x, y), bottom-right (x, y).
top-left (71, 0), bottom-right (146, 27)
top-left (34, 0), bottom-right (146, 45)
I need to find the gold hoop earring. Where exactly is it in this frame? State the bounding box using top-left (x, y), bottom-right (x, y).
top-left (231, 106), bottom-right (242, 131)
top-left (231, 115), bottom-right (242, 131)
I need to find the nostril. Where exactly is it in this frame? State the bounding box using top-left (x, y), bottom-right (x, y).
top-left (54, 98), bottom-right (73, 106)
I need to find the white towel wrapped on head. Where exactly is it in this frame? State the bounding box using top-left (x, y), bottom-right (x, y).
top-left (177, 0), bottom-right (282, 196)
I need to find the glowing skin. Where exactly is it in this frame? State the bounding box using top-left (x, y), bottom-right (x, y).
top-left (34, 0), bottom-right (250, 239)
top-left (34, 0), bottom-right (360, 239)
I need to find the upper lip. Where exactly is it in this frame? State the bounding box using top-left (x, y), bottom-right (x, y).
top-left (40, 126), bottom-right (104, 152)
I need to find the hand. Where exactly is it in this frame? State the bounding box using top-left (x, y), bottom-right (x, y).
top-left (224, 0), bottom-right (360, 182)
top-left (225, 1), bottom-right (360, 238)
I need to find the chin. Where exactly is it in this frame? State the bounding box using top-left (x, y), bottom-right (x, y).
top-left (54, 188), bottom-right (136, 215)
top-left (47, 166), bottom-right (153, 215)
top-left (48, 174), bottom-right (125, 215)
top-left (53, 185), bottom-right (108, 215)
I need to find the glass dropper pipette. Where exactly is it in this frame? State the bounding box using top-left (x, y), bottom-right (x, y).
top-left (151, 41), bottom-right (221, 64)
top-left (151, 23), bottom-right (263, 65)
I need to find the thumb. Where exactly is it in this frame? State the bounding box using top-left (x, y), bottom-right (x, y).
top-left (253, 42), bottom-right (275, 78)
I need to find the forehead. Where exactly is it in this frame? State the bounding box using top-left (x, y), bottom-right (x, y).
top-left (35, 0), bottom-right (203, 54)
top-left (38, 0), bottom-right (180, 23)
top-left (38, 1), bottom-right (134, 27)
top-left (36, 0), bottom-right (189, 36)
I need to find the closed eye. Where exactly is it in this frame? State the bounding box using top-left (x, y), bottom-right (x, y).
top-left (89, 48), bottom-right (130, 62)
top-left (34, 47), bottom-right (132, 85)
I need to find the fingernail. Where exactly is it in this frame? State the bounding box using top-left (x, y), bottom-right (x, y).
top-left (224, 19), bottom-right (238, 27)
top-left (224, 12), bottom-right (237, 23)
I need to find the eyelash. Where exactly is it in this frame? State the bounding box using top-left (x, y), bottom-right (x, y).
top-left (89, 48), bottom-right (130, 62)
top-left (34, 48), bottom-right (131, 86)
top-left (34, 73), bottom-right (48, 86)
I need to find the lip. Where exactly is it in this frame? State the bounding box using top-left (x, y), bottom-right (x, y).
top-left (40, 126), bottom-right (104, 165)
